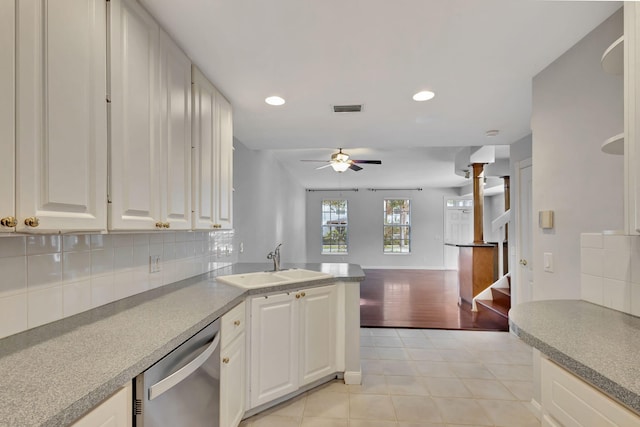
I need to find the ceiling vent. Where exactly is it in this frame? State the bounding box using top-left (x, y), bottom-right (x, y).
top-left (333, 104), bottom-right (363, 113)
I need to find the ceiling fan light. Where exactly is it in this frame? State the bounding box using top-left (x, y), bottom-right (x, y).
top-left (331, 162), bottom-right (350, 172)
top-left (265, 96), bottom-right (285, 106)
top-left (412, 90), bottom-right (435, 101)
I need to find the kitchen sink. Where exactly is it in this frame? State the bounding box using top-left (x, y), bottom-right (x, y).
top-left (216, 269), bottom-right (332, 289)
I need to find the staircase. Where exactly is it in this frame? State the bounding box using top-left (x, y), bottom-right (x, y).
top-left (476, 275), bottom-right (511, 320)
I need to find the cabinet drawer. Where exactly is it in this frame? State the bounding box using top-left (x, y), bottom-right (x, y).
top-left (221, 301), bottom-right (245, 347)
top-left (541, 358), bottom-right (639, 427)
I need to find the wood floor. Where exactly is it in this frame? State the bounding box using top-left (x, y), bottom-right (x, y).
top-left (360, 269), bottom-right (509, 331)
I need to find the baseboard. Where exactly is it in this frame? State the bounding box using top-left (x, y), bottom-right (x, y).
top-left (528, 398), bottom-right (543, 420)
top-left (343, 369), bottom-right (362, 385)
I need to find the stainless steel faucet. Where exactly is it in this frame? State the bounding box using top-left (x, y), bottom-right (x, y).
top-left (267, 243), bottom-right (283, 271)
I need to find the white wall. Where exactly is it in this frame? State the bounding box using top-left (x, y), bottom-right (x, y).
top-left (484, 193), bottom-right (507, 243)
top-left (531, 9), bottom-right (624, 300)
top-left (305, 188), bottom-right (458, 268)
top-left (233, 140), bottom-right (307, 263)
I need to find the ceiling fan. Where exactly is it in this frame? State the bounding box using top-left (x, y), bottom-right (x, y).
top-left (300, 148), bottom-right (382, 172)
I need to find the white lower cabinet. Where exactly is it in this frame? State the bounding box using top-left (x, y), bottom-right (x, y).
top-left (541, 357), bottom-right (640, 427)
top-left (71, 384), bottom-right (131, 427)
top-left (249, 284), bottom-right (338, 409)
top-left (220, 302), bottom-right (246, 427)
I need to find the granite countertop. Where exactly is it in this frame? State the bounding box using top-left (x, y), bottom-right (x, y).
top-left (0, 262), bottom-right (364, 427)
top-left (510, 300), bottom-right (640, 414)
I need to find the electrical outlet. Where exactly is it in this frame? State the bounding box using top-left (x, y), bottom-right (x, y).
top-left (239, 242), bottom-right (244, 253)
top-left (149, 255), bottom-right (161, 273)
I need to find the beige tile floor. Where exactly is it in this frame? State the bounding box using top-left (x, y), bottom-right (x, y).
top-left (240, 328), bottom-right (540, 427)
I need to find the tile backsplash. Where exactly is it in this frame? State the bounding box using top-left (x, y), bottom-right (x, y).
top-left (580, 232), bottom-right (640, 316)
top-left (0, 231), bottom-right (236, 339)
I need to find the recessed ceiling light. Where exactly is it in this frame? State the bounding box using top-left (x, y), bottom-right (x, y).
top-left (412, 90), bottom-right (435, 102)
top-left (265, 96), bottom-right (285, 106)
top-left (485, 129), bottom-right (500, 137)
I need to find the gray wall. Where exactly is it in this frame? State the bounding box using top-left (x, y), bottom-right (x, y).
top-left (305, 188), bottom-right (458, 268)
top-left (233, 140), bottom-right (307, 263)
top-left (531, 9), bottom-right (623, 300)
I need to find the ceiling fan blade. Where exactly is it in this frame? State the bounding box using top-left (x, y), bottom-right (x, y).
top-left (301, 160), bottom-right (330, 163)
top-left (349, 164), bottom-right (363, 171)
top-left (316, 164), bottom-right (334, 170)
top-left (352, 160), bottom-right (382, 164)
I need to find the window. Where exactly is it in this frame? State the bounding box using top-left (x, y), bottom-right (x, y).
top-left (321, 200), bottom-right (348, 253)
top-left (383, 199), bottom-right (411, 253)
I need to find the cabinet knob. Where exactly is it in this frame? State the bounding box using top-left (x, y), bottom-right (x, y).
top-left (163, 222), bottom-right (170, 229)
top-left (295, 294), bottom-right (301, 299)
top-left (301, 292), bottom-right (306, 298)
top-left (233, 320), bottom-right (241, 326)
top-left (519, 259), bottom-right (528, 266)
top-left (24, 217), bottom-right (39, 227)
top-left (156, 222), bottom-right (164, 229)
top-left (222, 357), bottom-right (230, 364)
top-left (0, 216), bottom-right (17, 228)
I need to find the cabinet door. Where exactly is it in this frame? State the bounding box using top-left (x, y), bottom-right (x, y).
top-left (250, 293), bottom-right (299, 408)
top-left (191, 66), bottom-right (217, 230)
top-left (16, 0), bottom-right (107, 232)
top-left (71, 384), bottom-right (131, 427)
top-left (109, 0), bottom-right (161, 230)
top-left (299, 285), bottom-right (337, 385)
top-left (0, 0), bottom-right (15, 231)
top-left (220, 332), bottom-right (246, 427)
top-left (159, 30), bottom-right (191, 230)
top-left (215, 94), bottom-right (233, 229)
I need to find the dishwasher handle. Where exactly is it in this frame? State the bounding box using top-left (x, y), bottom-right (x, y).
top-left (148, 331), bottom-right (221, 401)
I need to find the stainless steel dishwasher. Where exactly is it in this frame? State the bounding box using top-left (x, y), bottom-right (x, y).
top-left (134, 319), bottom-right (221, 426)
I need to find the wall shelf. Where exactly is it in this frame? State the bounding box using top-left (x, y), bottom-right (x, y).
top-left (601, 36), bottom-right (623, 75)
top-left (601, 133), bottom-right (624, 155)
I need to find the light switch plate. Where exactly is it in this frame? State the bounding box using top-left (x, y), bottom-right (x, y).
top-left (543, 252), bottom-right (553, 272)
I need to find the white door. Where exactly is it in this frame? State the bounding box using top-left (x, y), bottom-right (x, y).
top-left (250, 293), bottom-right (299, 408)
top-left (516, 159), bottom-right (533, 305)
top-left (109, 0), bottom-right (161, 230)
top-left (220, 332), bottom-right (245, 427)
top-left (0, 0), bottom-right (15, 231)
top-left (443, 198), bottom-right (474, 269)
top-left (215, 94), bottom-right (233, 229)
top-left (299, 285), bottom-right (337, 386)
top-left (159, 30), bottom-right (191, 230)
top-left (191, 66), bottom-right (217, 230)
top-left (16, 0), bottom-right (107, 232)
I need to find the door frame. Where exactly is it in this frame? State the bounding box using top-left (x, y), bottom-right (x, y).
top-left (513, 157), bottom-right (532, 307)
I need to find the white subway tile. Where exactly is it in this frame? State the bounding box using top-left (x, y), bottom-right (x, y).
top-left (27, 253), bottom-right (62, 290)
top-left (63, 279), bottom-right (92, 317)
top-left (175, 242), bottom-right (187, 260)
top-left (91, 275), bottom-right (114, 308)
top-left (581, 274), bottom-right (603, 305)
top-left (631, 284), bottom-right (640, 317)
top-left (133, 233), bottom-right (150, 246)
top-left (580, 248), bottom-right (604, 276)
top-left (132, 267), bottom-right (150, 295)
top-left (63, 251), bottom-right (91, 283)
top-left (163, 231), bottom-right (176, 243)
top-left (580, 233), bottom-right (603, 249)
top-left (62, 235), bottom-right (91, 252)
top-left (175, 231), bottom-right (188, 242)
top-left (0, 256), bottom-right (27, 297)
top-left (0, 236), bottom-right (26, 258)
top-left (163, 242), bottom-right (176, 261)
top-left (0, 293), bottom-right (27, 338)
top-left (91, 248), bottom-right (114, 276)
top-left (112, 234), bottom-right (134, 248)
top-left (632, 251), bottom-right (640, 284)
top-left (28, 286), bottom-right (63, 328)
top-left (26, 235), bottom-right (61, 255)
top-left (603, 250), bottom-right (631, 282)
top-left (603, 234), bottom-right (631, 252)
top-left (149, 233), bottom-right (164, 244)
top-left (603, 278), bottom-right (631, 313)
top-left (114, 246), bottom-right (134, 271)
top-left (149, 243), bottom-right (163, 257)
top-left (90, 234), bottom-right (112, 250)
top-left (133, 244), bottom-right (150, 269)
top-left (113, 270), bottom-right (134, 300)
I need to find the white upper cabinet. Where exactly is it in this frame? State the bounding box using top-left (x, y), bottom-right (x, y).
top-left (159, 31), bottom-right (192, 230)
top-left (0, 0), bottom-right (15, 232)
top-left (15, 0), bottom-right (107, 232)
top-left (109, 0), bottom-right (161, 230)
top-left (109, 0), bottom-right (192, 230)
top-left (192, 66), bottom-right (234, 230)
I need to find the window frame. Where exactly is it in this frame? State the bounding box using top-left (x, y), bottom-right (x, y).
top-left (383, 198), bottom-right (411, 254)
top-left (321, 199), bottom-right (348, 254)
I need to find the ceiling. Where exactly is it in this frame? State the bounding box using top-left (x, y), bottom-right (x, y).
top-left (141, 0), bottom-right (621, 189)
